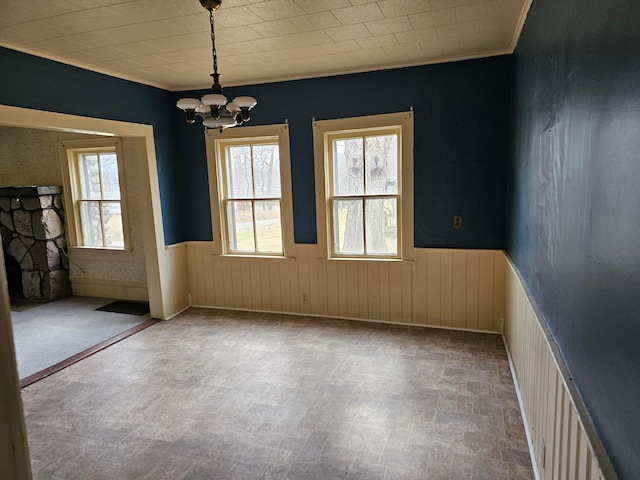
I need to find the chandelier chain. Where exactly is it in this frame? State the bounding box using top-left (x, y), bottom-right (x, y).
top-left (175, 0), bottom-right (256, 130)
top-left (210, 8), bottom-right (218, 78)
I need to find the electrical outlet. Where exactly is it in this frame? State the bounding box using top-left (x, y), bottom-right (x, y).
top-left (302, 292), bottom-right (309, 304)
top-left (453, 215), bottom-right (463, 228)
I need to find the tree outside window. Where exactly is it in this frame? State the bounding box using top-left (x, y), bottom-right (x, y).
top-left (221, 139), bottom-right (284, 255)
top-left (328, 128), bottom-right (400, 258)
top-left (61, 140), bottom-right (128, 250)
top-left (76, 150), bottom-right (124, 248)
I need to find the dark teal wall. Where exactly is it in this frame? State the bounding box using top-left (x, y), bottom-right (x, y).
top-left (507, 1), bottom-right (640, 477)
top-left (0, 47), bottom-right (185, 244)
top-left (0, 47), bottom-right (510, 248)
top-left (174, 56), bottom-right (511, 247)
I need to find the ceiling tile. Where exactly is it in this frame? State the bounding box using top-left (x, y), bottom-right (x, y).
top-left (349, 0), bottom-right (383, 5)
top-left (251, 30), bottom-right (333, 51)
top-left (409, 8), bottom-right (457, 29)
top-left (213, 6), bottom-right (264, 28)
top-left (436, 21), bottom-right (480, 40)
top-left (365, 17), bottom-right (413, 36)
top-left (82, 46), bottom-right (129, 61)
top-left (506, 0), bottom-right (526, 18)
top-left (249, 19), bottom-right (302, 37)
top-left (429, 0), bottom-right (478, 10)
top-left (218, 52), bottom-right (265, 66)
top-left (127, 54), bottom-right (171, 67)
top-left (333, 4), bottom-right (385, 26)
top-left (356, 34), bottom-right (398, 50)
top-left (0, 29), bottom-right (33, 45)
top-left (456, 0), bottom-right (506, 23)
top-left (216, 41), bottom-right (264, 57)
top-left (289, 12), bottom-right (341, 31)
top-left (319, 39), bottom-right (361, 54)
top-left (293, 0), bottom-right (351, 14)
top-left (378, 0), bottom-right (433, 18)
top-left (64, 31), bottom-right (121, 48)
top-left (145, 36), bottom-right (192, 53)
top-left (215, 27), bottom-right (264, 45)
top-left (65, 0), bottom-right (138, 7)
top-left (1, 20), bottom-right (70, 43)
top-left (439, 36), bottom-right (461, 56)
top-left (96, 57), bottom-right (146, 70)
top-left (348, 47), bottom-right (389, 67)
top-left (135, 64), bottom-right (181, 75)
top-left (395, 28), bottom-right (439, 45)
top-left (112, 42), bottom-right (164, 57)
top-left (325, 23), bottom-right (372, 42)
top-left (383, 42), bottom-right (426, 62)
top-left (259, 45), bottom-right (326, 62)
top-left (419, 40), bottom-right (444, 57)
top-left (64, 50), bottom-right (110, 64)
top-left (28, 37), bottom-right (88, 54)
top-left (247, 0), bottom-right (306, 22)
top-left (0, 0), bottom-right (81, 27)
top-left (156, 49), bottom-right (202, 63)
top-left (98, 25), bottom-right (155, 44)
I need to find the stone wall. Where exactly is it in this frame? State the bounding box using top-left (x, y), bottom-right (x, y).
top-left (0, 186), bottom-right (70, 301)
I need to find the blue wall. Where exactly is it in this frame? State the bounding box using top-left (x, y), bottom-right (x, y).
top-left (0, 47), bottom-right (185, 244)
top-left (1, 47), bottom-right (510, 248)
top-left (507, 1), bottom-right (640, 477)
top-left (174, 56), bottom-right (511, 247)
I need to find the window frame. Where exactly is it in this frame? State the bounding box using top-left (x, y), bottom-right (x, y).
top-left (60, 138), bottom-right (132, 253)
top-left (206, 124), bottom-right (295, 258)
top-left (326, 126), bottom-right (402, 259)
top-left (313, 112), bottom-right (414, 261)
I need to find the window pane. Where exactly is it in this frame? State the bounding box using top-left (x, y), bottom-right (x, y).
top-left (255, 200), bottom-right (282, 254)
top-left (334, 198), bottom-right (364, 255)
top-left (333, 138), bottom-right (364, 196)
top-left (100, 153), bottom-right (121, 200)
top-left (226, 146), bottom-right (253, 198)
top-left (102, 202), bottom-right (124, 247)
top-left (365, 135), bottom-right (398, 194)
top-left (252, 144), bottom-right (281, 198)
top-left (227, 200), bottom-right (255, 252)
top-left (365, 198), bottom-right (397, 256)
top-left (80, 201), bottom-right (103, 246)
top-left (79, 154), bottom-right (101, 199)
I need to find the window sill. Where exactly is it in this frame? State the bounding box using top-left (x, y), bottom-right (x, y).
top-left (213, 253), bottom-right (296, 262)
top-left (320, 257), bottom-right (412, 263)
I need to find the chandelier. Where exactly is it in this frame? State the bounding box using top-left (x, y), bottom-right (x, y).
top-left (176, 0), bottom-right (257, 130)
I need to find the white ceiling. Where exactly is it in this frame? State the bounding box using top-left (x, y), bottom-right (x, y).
top-left (0, 0), bottom-right (531, 91)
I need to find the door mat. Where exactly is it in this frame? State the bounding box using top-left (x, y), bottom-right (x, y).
top-left (96, 301), bottom-right (150, 315)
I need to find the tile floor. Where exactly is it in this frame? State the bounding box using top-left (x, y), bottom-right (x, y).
top-left (21, 308), bottom-right (534, 479)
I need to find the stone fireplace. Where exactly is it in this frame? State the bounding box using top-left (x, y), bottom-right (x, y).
top-left (0, 186), bottom-right (71, 301)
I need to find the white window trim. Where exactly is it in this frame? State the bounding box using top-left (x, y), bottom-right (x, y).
top-left (59, 138), bottom-right (132, 256)
top-left (313, 111), bottom-right (415, 261)
top-left (205, 124), bottom-right (295, 258)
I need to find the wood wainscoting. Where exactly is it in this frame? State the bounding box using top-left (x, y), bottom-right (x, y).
top-left (181, 244), bottom-right (506, 332)
top-left (504, 256), bottom-right (615, 480)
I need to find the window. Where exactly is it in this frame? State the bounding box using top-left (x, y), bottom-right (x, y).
top-left (206, 124), bottom-right (294, 257)
top-left (313, 112), bottom-right (414, 260)
top-left (328, 128), bottom-right (400, 257)
top-left (60, 139), bottom-right (130, 250)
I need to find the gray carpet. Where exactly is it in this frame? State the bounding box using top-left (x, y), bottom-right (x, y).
top-left (11, 296), bottom-right (150, 379)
